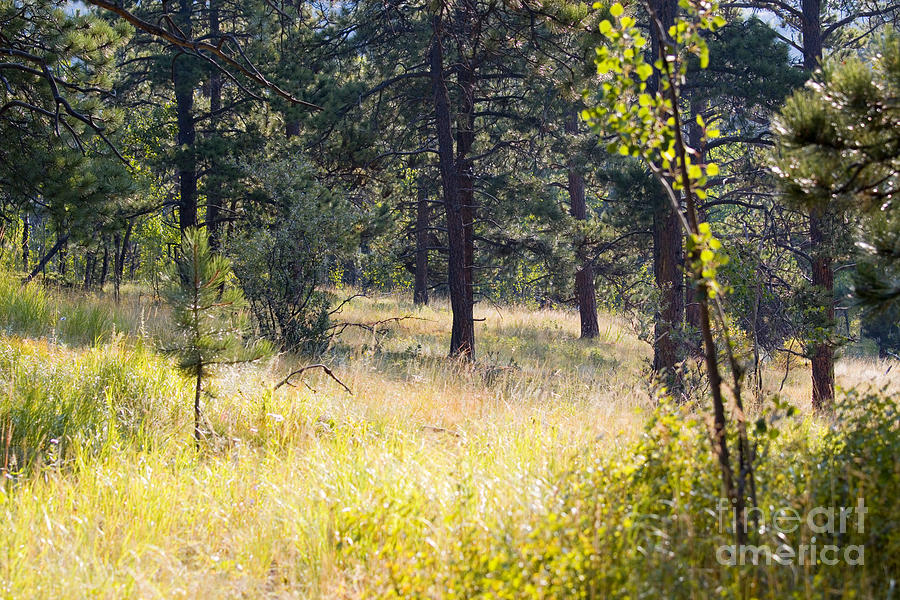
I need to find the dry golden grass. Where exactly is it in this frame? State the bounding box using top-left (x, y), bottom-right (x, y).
top-left (0, 288), bottom-right (897, 598)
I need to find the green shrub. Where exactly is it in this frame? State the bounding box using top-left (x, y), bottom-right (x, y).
top-left (231, 155), bottom-right (360, 354)
top-left (377, 392), bottom-right (900, 599)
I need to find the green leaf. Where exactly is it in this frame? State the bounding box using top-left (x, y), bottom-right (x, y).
top-left (636, 63), bottom-right (653, 81)
top-left (609, 3), bottom-right (624, 17)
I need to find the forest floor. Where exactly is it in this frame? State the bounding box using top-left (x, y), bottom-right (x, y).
top-left (0, 285), bottom-right (897, 598)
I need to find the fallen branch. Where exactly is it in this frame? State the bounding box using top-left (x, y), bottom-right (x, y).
top-left (274, 364), bottom-right (352, 394)
top-left (328, 292), bottom-right (367, 317)
top-left (330, 315), bottom-right (431, 336)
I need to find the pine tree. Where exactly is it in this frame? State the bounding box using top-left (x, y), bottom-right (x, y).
top-left (774, 30), bottom-right (900, 364)
top-left (165, 228), bottom-right (270, 445)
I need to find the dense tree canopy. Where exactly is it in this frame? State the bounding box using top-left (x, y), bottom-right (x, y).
top-left (1, 0), bottom-right (898, 406)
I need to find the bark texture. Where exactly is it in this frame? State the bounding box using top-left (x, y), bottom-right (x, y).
top-left (649, 0), bottom-right (683, 381)
top-left (802, 0), bottom-right (834, 409)
top-left (174, 0), bottom-right (198, 232)
top-left (429, 13), bottom-right (474, 358)
top-left (566, 112), bottom-right (600, 338)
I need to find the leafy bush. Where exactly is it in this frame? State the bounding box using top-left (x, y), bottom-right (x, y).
top-left (375, 392), bottom-right (900, 599)
top-left (231, 154), bottom-right (360, 354)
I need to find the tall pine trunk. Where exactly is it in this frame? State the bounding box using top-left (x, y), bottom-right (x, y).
top-left (809, 208), bottom-right (834, 408)
top-left (430, 12), bottom-right (474, 358)
top-left (566, 112), bottom-right (600, 338)
top-left (205, 0), bottom-right (223, 250)
top-left (174, 0), bottom-right (198, 232)
top-left (649, 0), bottom-right (682, 383)
top-left (802, 0), bottom-right (834, 410)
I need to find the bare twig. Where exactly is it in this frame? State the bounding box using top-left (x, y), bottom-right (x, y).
top-left (274, 364), bottom-right (352, 394)
top-left (330, 315), bottom-right (431, 336)
top-left (327, 292), bottom-right (367, 316)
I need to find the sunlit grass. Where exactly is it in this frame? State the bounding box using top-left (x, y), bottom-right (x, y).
top-left (0, 283), bottom-right (896, 598)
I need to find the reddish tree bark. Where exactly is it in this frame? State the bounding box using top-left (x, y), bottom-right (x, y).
top-left (802, 0), bottom-right (834, 410)
top-left (649, 0), bottom-right (683, 381)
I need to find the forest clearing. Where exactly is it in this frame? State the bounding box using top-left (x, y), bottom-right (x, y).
top-left (0, 282), bottom-right (898, 597)
top-left (3, 0), bottom-right (900, 597)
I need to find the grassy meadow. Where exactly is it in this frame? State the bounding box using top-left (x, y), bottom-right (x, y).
top-left (0, 278), bottom-right (898, 598)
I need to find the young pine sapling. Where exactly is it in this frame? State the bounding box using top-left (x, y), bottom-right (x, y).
top-left (165, 228), bottom-right (270, 445)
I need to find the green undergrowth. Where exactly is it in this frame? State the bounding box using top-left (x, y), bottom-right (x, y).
top-left (377, 392), bottom-right (900, 599)
top-left (0, 273), bottom-right (146, 346)
top-left (0, 337), bottom-right (189, 471)
top-left (0, 276), bottom-right (897, 598)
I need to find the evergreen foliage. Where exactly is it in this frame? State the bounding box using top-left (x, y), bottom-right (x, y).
top-left (230, 154), bottom-right (363, 354)
top-left (774, 29), bottom-right (900, 335)
top-left (164, 228), bottom-right (269, 444)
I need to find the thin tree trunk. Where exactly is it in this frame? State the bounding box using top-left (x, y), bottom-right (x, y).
top-left (430, 11), bottom-right (474, 358)
top-left (194, 368), bottom-right (202, 446)
top-left (23, 233), bottom-right (70, 283)
top-left (414, 173), bottom-right (430, 305)
top-left (206, 0), bottom-right (223, 250)
top-left (649, 8), bottom-right (744, 543)
top-left (113, 233), bottom-right (121, 300)
top-left (684, 98), bottom-right (704, 355)
top-left (21, 213), bottom-right (28, 271)
top-left (99, 242), bottom-right (109, 291)
top-left (84, 252), bottom-right (95, 290)
top-left (113, 222), bottom-right (132, 303)
top-left (566, 112), bottom-right (600, 338)
top-left (129, 243), bottom-right (139, 279)
top-left (57, 235), bottom-right (67, 279)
